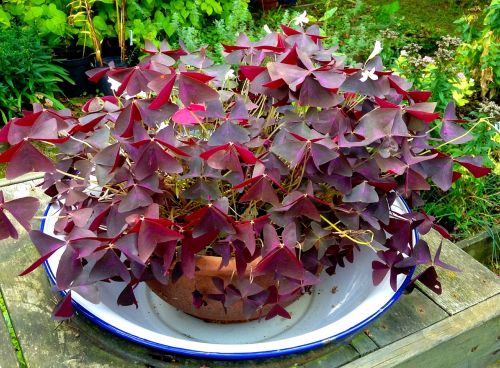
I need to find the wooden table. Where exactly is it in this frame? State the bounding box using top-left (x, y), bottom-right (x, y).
top-left (0, 175), bottom-right (498, 368)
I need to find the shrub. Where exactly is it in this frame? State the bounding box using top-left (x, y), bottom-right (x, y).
top-left (456, 0), bottom-right (500, 99)
top-left (0, 25), bottom-right (71, 123)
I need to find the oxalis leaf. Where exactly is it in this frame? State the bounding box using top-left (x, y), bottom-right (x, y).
top-left (343, 182), bottom-right (379, 203)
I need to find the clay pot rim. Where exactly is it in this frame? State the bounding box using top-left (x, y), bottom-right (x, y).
top-left (191, 255), bottom-right (260, 278)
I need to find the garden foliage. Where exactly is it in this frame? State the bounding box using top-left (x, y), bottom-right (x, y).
top-left (0, 25), bottom-right (71, 123)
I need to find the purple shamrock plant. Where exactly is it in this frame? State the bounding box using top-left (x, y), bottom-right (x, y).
top-left (0, 24), bottom-right (491, 320)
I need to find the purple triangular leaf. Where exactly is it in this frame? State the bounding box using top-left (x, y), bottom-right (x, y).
top-left (343, 182), bottom-right (379, 203)
top-left (52, 292), bottom-right (74, 320)
top-left (265, 303), bottom-right (291, 320)
top-left (434, 241), bottom-right (461, 272)
top-left (208, 122), bottom-right (250, 146)
top-left (4, 197), bottom-right (40, 231)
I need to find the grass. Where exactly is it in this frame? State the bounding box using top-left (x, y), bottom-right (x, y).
top-left (485, 226), bottom-right (500, 275)
top-left (296, 0), bottom-right (490, 60)
top-left (299, 0), bottom-right (489, 35)
top-left (0, 288), bottom-right (27, 367)
top-left (424, 172), bottom-right (500, 241)
top-left (364, 0), bottom-right (479, 36)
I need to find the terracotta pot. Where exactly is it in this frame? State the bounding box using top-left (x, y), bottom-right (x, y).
top-left (147, 256), bottom-right (304, 323)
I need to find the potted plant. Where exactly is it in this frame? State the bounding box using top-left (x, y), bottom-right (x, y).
top-left (69, 0), bottom-right (125, 98)
top-left (0, 25), bottom-right (490, 324)
top-left (97, 0), bottom-right (135, 67)
top-left (69, 0), bottom-right (103, 66)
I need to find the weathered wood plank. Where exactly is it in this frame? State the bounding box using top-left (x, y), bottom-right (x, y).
top-left (419, 230), bottom-right (500, 315)
top-left (0, 181), bottom-right (140, 368)
top-left (349, 332), bottom-right (378, 356)
top-left (342, 294), bottom-right (500, 368)
top-left (456, 226), bottom-right (499, 264)
top-left (300, 345), bottom-right (359, 368)
top-left (364, 289), bottom-right (449, 347)
top-left (0, 295), bottom-right (19, 368)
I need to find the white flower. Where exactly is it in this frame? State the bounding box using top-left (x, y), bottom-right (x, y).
top-left (360, 67), bottom-right (379, 82)
top-left (263, 24), bottom-right (272, 34)
top-left (224, 68), bottom-right (236, 81)
top-left (400, 50), bottom-right (408, 56)
top-left (457, 72), bottom-right (465, 79)
top-left (293, 11), bottom-right (309, 27)
top-left (422, 56), bottom-right (434, 63)
top-left (367, 40), bottom-right (382, 61)
top-left (107, 77), bottom-right (121, 92)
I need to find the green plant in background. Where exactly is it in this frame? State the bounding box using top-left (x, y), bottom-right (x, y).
top-left (0, 25), bottom-right (71, 123)
top-left (175, 0), bottom-right (253, 56)
top-left (88, 0), bottom-right (253, 54)
top-left (424, 105), bottom-right (500, 240)
top-left (456, 0), bottom-right (499, 99)
top-left (392, 36), bottom-right (474, 109)
top-left (317, 0), bottom-right (402, 64)
top-left (0, 0), bottom-right (255, 62)
top-left (0, 0), bottom-right (69, 47)
top-left (488, 226), bottom-right (500, 275)
top-left (424, 166), bottom-right (499, 240)
top-left (69, 0), bottom-right (104, 64)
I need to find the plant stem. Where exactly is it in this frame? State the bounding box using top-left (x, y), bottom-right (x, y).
top-left (321, 214), bottom-right (374, 247)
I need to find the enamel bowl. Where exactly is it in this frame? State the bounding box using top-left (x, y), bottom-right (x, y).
top-left (42, 197), bottom-right (416, 359)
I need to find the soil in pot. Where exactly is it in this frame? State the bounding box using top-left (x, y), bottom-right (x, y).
top-left (54, 45), bottom-right (95, 97)
top-left (147, 256), bottom-right (305, 323)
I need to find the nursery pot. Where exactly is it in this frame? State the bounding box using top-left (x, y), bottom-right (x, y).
top-left (96, 56), bottom-right (129, 96)
top-left (54, 45), bottom-right (94, 97)
top-left (278, 0), bottom-right (297, 6)
top-left (147, 256), bottom-right (304, 323)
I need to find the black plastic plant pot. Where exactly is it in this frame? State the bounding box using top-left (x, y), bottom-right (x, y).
top-left (95, 37), bottom-right (138, 96)
top-left (54, 45), bottom-right (95, 97)
top-left (97, 56), bottom-right (130, 96)
top-left (278, 0), bottom-right (297, 5)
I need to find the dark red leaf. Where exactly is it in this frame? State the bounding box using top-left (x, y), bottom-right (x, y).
top-left (20, 231), bottom-right (66, 276)
top-left (117, 284), bottom-right (138, 307)
top-left (454, 157), bottom-right (491, 178)
top-left (0, 141), bottom-right (55, 179)
top-left (265, 303), bottom-right (291, 320)
top-left (3, 196), bottom-right (40, 232)
top-left (52, 292), bottom-right (74, 320)
top-left (0, 211), bottom-right (18, 240)
top-left (238, 66), bottom-right (266, 81)
top-left (411, 266), bottom-right (442, 294)
top-left (434, 241), bottom-right (460, 272)
top-left (89, 249), bottom-right (131, 283)
top-left (255, 246), bottom-right (304, 280)
top-left (432, 224), bottom-right (451, 239)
